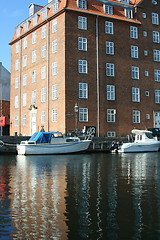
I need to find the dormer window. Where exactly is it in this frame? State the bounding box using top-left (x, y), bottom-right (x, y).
top-left (24, 21), bottom-right (29, 32)
top-left (122, 0), bottom-right (130, 3)
top-left (42, 9), bottom-right (47, 20)
top-left (104, 4), bottom-right (113, 15)
top-left (17, 27), bottom-right (21, 37)
top-left (77, 0), bottom-right (87, 10)
top-left (33, 15), bottom-right (37, 26)
top-left (124, 8), bottom-right (133, 19)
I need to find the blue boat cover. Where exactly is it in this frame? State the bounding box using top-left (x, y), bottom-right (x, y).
top-left (29, 132), bottom-right (52, 144)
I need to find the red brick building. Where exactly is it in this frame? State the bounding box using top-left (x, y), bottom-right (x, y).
top-left (9, 0), bottom-right (160, 137)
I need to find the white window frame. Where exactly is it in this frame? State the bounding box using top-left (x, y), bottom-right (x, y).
top-left (42, 26), bottom-right (46, 39)
top-left (23, 93), bottom-right (27, 107)
top-left (130, 26), bottom-right (138, 39)
top-left (23, 37), bottom-right (27, 49)
top-left (23, 55), bottom-right (27, 67)
top-left (78, 37), bottom-right (87, 51)
top-left (23, 74), bottom-right (27, 86)
top-left (106, 41), bottom-right (114, 55)
top-left (42, 45), bottom-right (46, 58)
top-left (41, 111), bottom-right (46, 123)
top-left (32, 32), bottom-right (36, 44)
top-left (154, 69), bottom-right (160, 82)
top-left (53, 0), bottom-right (59, 13)
top-left (15, 77), bottom-right (18, 89)
top-left (106, 63), bottom-right (114, 76)
top-left (33, 15), bottom-right (37, 26)
top-left (131, 45), bottom-right (139, 58)
top-left (107, 131), bottom-right (116, 137)
top-left (125, 9), bottom-right (133, 19)
top-left (79, 108), bottom-right (88, 122)
top-left (32, 70), bottom-right (36, 83)
top-left (79, 83), bottom-right (88, 99)
top-left (16, 42), bottom-right (19, 54)
top-left (32, 50), bottom-right (36, 63)
top-left (41, 88), bottom-right (46, 103)
top-left (77, 0), bottom-right (87, 10)
top-left (107, 85), bottom-right (115, 100)
top-left (132, 66), bottom-right (139, 80)
top-left (79, 60), bottom-right (87, 74)
top-left (155, 90), bottom-right (160, 103)
top-left (15, 96), bottom-right (18, 109)
top-left (22, 114), bottom-right (26, 126)
top-left (154, 49), bottom-right (160, 62)
top-left (15, 116), bottom-right (18, 127)
top-left (132, 87), bottom-right (140, 102)
top-left (153, 31), bottom-right (160, 43)
top-left (41, 66), bottom-right (46, 79)
top-left (52, 19), bottom-right (57, 33)
top-left (52, 40), bottom-right (57, 53)
top-left (133, 110), bottom-right (140, 123)
top-left (52, 84), bottom-right (57, 100)
top-left (52, 62), bottom-right (57, 76)
top-left (107, 109), bottom-right (116, 123)
top-left (104, 4), bottom-right (113, 15)
top-left (42, 9), bottom-right (47, 20)
top-left (105, 21), bottom-right (113, 34)
top-left (31, 91), bottom-right (36, 104)
top-left (78, 16), bottom-right (87, 30)
top-left (15, 60), bottom-right (19, 71)
top-left (52, 109), bottom-right (57, 122)
top-left (152, 13), bottom-right (159, 25)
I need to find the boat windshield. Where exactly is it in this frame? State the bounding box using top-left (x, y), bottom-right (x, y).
top-left (51, 132), bottom-right (63, 138)
top-left (145, 132), bottom-right (154, 139)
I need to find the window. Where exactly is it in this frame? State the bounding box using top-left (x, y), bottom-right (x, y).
top-left (22, 114), bottom-right (26, 126)
top-left (41, 111), bottom-right (46, 123)
top-left (154, 49), bottom-right (160, 62)
top-left (153, 31), bottom-right (160, 43)
top-left (41, 66), bottom-right (46, 79)
top-left (155, 90), bottom-right (160, 103)
top-left (52, 109), bottom-right (57, 122)
top-left (77, 0), bottom-right (87, 10)
top-left (33, 15), bottom-right (37, 26)
top-left (122, 0), bottom-right (129, 3)
top-left (24, 21), bottom-right (29, 32)
top-left (42, 26), bottom-right (46, 39)
top-left (23, 55), bottom-right (27, 67)
top-left (52, 19), bottom-right (57, 33)
top-left (42, 45), bottom-right (46, 58)
top-left (32, 70), bottom-right (36, 83)
top-left (143, 31), bottom-right (147, 37)
top-left (32, 50), bottom-right (36, 63)
top-left (17, 27), bottom-right (20, 37)
top-left (132, 66), bottom-right (139, 79)
top-left (52, 62), bottom-right (57, 75)
top-left (52, 40), bottom-right (57, 53)
top-left (142, 13), bottom-right (146, 18)
top-left (42, 9), bottom-right (47, 20)
top-left (23, 93), bottom-right (27, 107)
top-left (15, 60), bottom-right (19, 71)
top-left (78, 16), bottom-right (87, 30)
top-left (107, 109), bottom-right (116, 122)
top-left (32, 32), bottom-right (36, 44)
top-left (145, 71), bottom-right (149, 77)
top-left (152, 13), bottom-right (159, 25)
top-left (41, 88), bottom-right (46, 103)
top-left (15, 116), bottom-right (18, 127)
top-left (79, 83), bottom-right (88, 99)
top-left (15, 96), bottom-right (18, 108)
top-left (104, 4), bottom-right (113, 15)
top-left (24, 37), bottom-right (27, 49)
top-left (32, 91), bottom-right (36, 104)
top-left (79, 60), bottom-right (87, 74)
top-left (125, 9), bottom-right (133, 19)
top-left (132, 88), bottom-right (140, 102)
top-left (144, 50), bottom-right (148, 56)
top-left (15, 78), bottom-right (18, 89)
top-left (23, 74), bottom-right (27, 86)
top-left (133, 110), bottom-right (140, 123)
top-left (154, 69), bottom-right (160, 82)
top-left (53, 0), bottom-right (59, 13)
top-left (16, 42), bottom-right (19, 53)
top-left (52, 85), bottom-right (57, 100)
top-left (107, 85), bottom-right (115, 100)
top-left (146, 91), bottom-right (149, 96)
top-left (131, 45), bottom-right (138, 58)
top-left (106, 63), bottom-right (114, 76)
top-left (78, 37), bottom-right (87, 51)
top-left (79, 108), bottom-right (88, 122)
top-left (105, 21), bottom-right (113, 34)
top-left (130, 26), bottom-right (138, 39)
top-left (146, 114), bottom-right (150, 120)
top-left (107, 131), bottom-right (116, 137)
top-left (106, 41), bottom-right (114, 55)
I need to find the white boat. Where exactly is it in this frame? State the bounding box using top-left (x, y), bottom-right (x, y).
top-left (17, 131), bottom-right (91, 155)
top-left (118, 129), bottom-right (160, 153)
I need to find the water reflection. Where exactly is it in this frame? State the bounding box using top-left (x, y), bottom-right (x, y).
top-left (0, 153), bottom-right (160, 239)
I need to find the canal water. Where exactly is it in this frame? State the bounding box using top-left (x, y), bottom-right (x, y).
top-left (0, 152), bottom-right (160, 240)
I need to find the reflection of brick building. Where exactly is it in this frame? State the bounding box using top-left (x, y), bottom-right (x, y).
top-left (0, 62), bottom-right (10, 135)
top-left (9, 0), bottom-right (160, 137)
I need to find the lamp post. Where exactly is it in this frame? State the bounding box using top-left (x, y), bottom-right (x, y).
top-left (74, 102), bottom-right (79, 133)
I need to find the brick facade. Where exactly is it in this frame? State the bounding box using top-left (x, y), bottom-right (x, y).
top-left (9, 0), bottom-right (160, 137)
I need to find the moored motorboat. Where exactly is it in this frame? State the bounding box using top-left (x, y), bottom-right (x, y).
top-left (118, 129), bottom-right (160, 153)
top-left (17, 131), bottom-right (91, 155)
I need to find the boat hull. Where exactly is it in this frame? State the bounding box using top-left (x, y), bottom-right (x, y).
top-left (119, 142), bottom-right (160, 153)
top-left (17, 140), bottom-right (91, 155)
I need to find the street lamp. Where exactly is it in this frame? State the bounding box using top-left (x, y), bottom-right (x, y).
top-left (74, 102), bottom-right (79, 133)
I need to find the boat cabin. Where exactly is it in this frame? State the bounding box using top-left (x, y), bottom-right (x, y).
top-left (131, 129), bottom-right (154, 143)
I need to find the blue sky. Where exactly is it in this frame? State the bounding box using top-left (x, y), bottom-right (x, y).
top-left (0, 0), bottom-right (48, 72)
